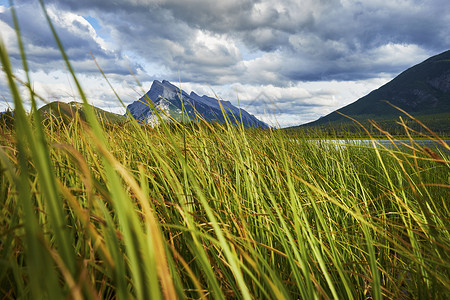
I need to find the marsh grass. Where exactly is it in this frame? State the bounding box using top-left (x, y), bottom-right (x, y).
top-left (1, 2), bottom-right (450, 299)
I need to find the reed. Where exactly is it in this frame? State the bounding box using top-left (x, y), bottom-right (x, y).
top-left (0, 2), bottom-right (449, 299)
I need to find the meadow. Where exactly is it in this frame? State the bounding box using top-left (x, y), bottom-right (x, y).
top-left (1, 3), bottom-right (450, 299)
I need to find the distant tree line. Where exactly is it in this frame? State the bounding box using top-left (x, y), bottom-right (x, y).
top-left (288, 114), bottom-right (450, 138)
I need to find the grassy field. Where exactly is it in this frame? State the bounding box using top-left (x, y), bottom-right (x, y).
top-left (1, 106), bottom-right (450, 299)
top-left (1, 3), bottom-right (450, 299)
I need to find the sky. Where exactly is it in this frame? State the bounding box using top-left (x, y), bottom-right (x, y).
top-left (0, 0), bottom-right (449, 127)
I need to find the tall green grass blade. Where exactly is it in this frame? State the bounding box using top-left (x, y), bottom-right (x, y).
top-left (1, 4), bottom-right (449, 298)
top-left (0, 35), bottom-right (64, 299)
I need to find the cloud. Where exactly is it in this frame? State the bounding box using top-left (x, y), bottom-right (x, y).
top-left (7, 0), bottom-right (449, 85)
top-left (0, 2), bottom-right (140, 76)
top-left (1, 0), bottom-right (449, 126)
top-left (217, 78), bottom-right (392, 127)
top-left (0, 72), bottom-right (13, 112)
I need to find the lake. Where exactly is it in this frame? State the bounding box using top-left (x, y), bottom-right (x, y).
top-left (317, 139), bottom-right (450, 153)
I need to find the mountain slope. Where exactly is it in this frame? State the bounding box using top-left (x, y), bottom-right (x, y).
top-left (126, 80), bottom-right (268, 128)
top-left (300, 50), bottom-right (450, 129)
top-left (38, 101), bottom-right (126, 123)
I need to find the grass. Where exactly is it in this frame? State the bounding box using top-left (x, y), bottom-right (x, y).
top-left (1, 2), bottom-right (450, 299)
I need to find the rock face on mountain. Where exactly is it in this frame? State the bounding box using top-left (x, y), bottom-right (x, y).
top-left (302, 50), bottom-right (450, 127)
top-left (126, 80), bottom-right (268, 128)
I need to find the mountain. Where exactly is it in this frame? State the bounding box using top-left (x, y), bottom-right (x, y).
top-left (125, 80), bottom-right (268, 128)
top-left (297, 50), bottom-right (450, 133)
top-left (38, 101), bottom-right (126, 123)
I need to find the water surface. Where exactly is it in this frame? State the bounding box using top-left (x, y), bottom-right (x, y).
top-left (324, 139), bottom-right (450, 152)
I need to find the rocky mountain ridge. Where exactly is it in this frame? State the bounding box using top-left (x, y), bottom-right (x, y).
top-left (126, 80), bottom-right (268, 128)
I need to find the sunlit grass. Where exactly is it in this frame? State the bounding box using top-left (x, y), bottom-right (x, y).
top-left (1, 2), bottom-right (449, 299)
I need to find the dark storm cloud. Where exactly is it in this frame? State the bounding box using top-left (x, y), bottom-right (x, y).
top-left (0, 1), bottom-right (142, 76)
top-left (40, 0), bottom-right (450, 84)
top-left (43, 0), bottom-right (244, 83)
top-left (277, 0), bottom-right (450, 80)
